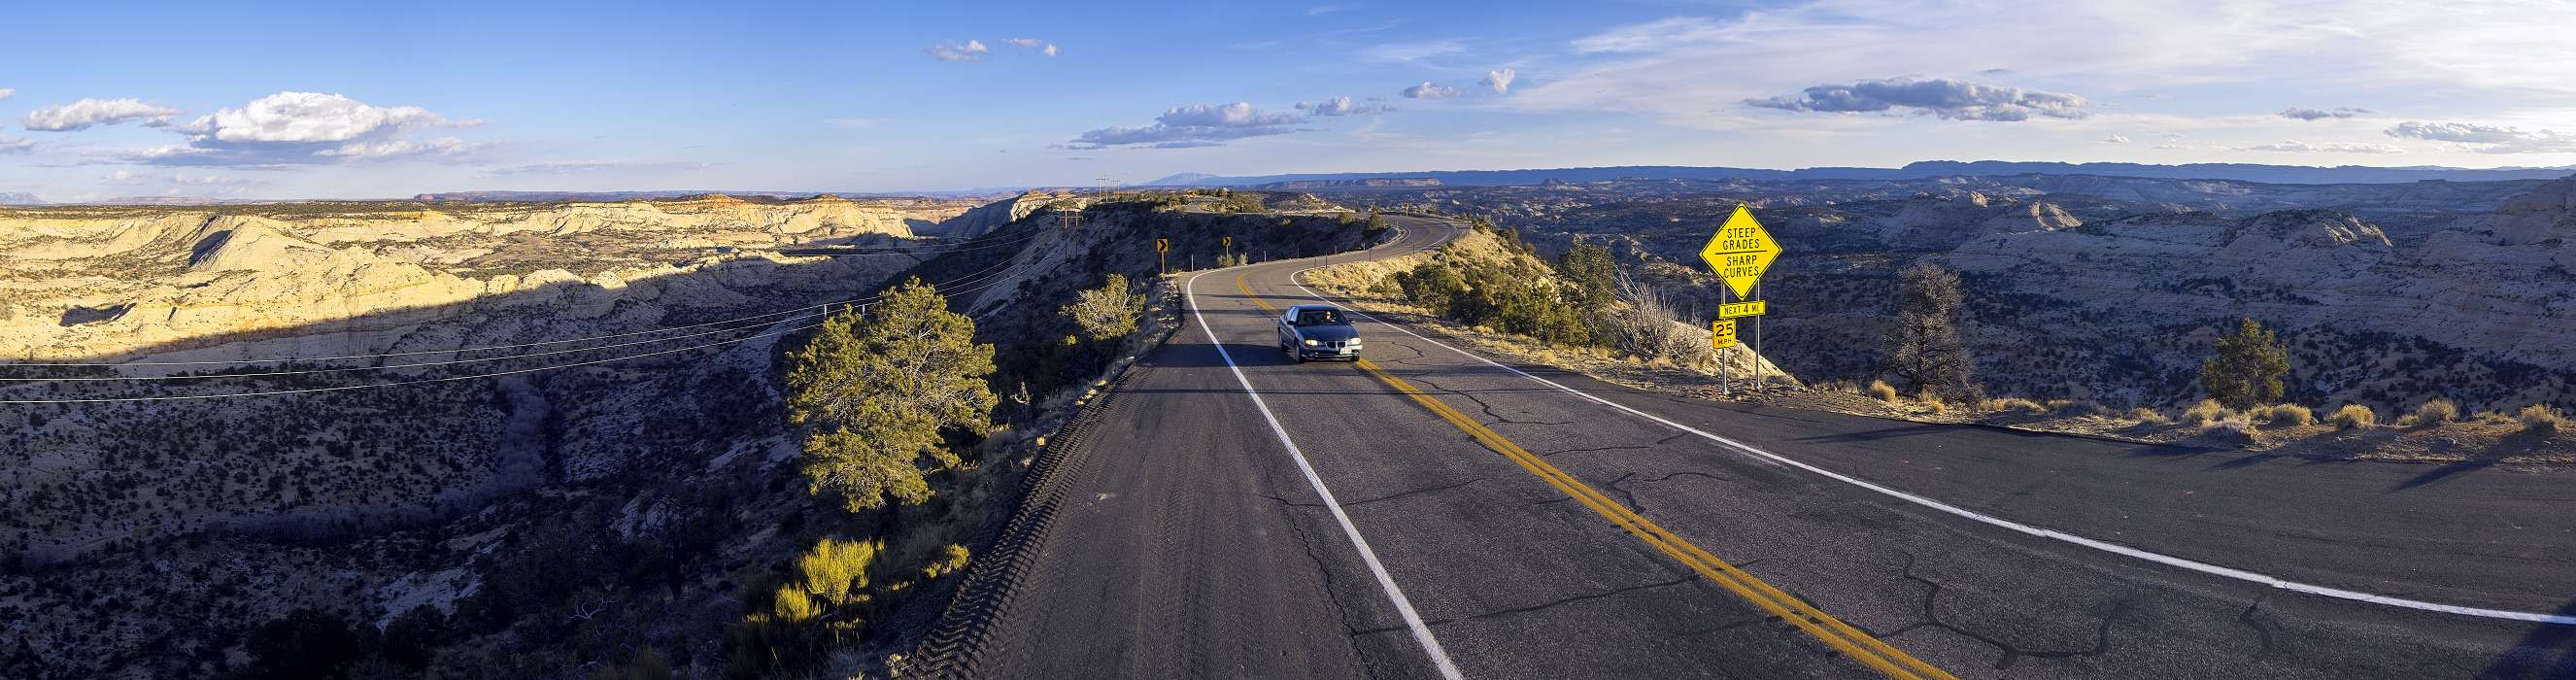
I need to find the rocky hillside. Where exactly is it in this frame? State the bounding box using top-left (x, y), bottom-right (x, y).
top-left (0, 191), bottom-right (1380, 678)
top-left (1324, 175), bottom-right (2576, 413)
top-left (0, 194), bottom-right (981, 364)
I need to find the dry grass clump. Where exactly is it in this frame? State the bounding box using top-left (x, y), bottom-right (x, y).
top-left (2127, 407), bottom-right (2172, 424)
top-left (1867, 380), bottom-right (1900, 402)
top-left (1981, 397), bottom-right (2049, 415)
top-left (2182, 398), bottom-right (2233, 425)
top-left (2396, 397), bottom-right (2459, 427)
top-left (2325, 404), bottom-right (2377, 429)
top-left (2047, 399), bottom-right (2113, 417)
top-left (2519, 404), bottom-right (2566, 432)
top-left (2250, 403), bottom-right (2315, 426)
top-left (2198, 417), bottom-right (2260, 447)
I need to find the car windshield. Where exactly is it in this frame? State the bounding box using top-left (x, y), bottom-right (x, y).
top-left (1295, 309), bottom-right (1348, 326)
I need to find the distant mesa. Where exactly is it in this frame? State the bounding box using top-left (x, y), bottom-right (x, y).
top-left (1251, 177), bottom-right (1442, 189)
top-left (1147, 161), bottom-right (2576, 188)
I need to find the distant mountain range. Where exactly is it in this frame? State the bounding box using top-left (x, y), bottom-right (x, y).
top-left (1146, 161), bottom-right (2576, 188)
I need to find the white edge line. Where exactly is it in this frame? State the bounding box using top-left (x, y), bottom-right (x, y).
top-left (1283, 223), bottom-right (2576, 628)
top-left (1183, 267), bottom-right (1468, 680)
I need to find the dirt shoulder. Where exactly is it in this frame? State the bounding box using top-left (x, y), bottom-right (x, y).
top-left (1302, 252), bottom-right (2575, 467)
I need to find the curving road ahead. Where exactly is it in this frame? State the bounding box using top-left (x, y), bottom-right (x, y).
top-left (941, 216), bottom-right (2576, 679)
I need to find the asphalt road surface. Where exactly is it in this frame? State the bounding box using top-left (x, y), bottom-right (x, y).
top-left (951, 216), bottom-right (2576, 679)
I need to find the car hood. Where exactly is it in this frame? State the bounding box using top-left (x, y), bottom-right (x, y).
top-left (1295, 324), bottom-right (1361, 342)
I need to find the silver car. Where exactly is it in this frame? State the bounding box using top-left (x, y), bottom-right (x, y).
top-left (1277, 304), bottom-right (1363, 362)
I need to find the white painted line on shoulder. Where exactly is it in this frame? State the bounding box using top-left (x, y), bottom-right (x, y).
top-left (1183, 268), bottom-right (1467, 679)
top-left (1286, 247), bottom-right (2576, 628)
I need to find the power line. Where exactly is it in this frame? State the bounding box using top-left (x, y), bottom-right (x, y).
top-left (2, 255), bottom-right (1040, 382)
top-left (1, 240), bottom-right (1031, 368)
top-left (0, 256), bottom-right (1045, 403)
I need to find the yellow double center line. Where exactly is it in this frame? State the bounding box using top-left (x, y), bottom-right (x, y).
top-left (1234, 273), bottom-right (1953, 680)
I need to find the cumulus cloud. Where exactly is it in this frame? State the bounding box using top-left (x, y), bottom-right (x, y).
top-left (1746, 78), bottom-right (2086, 121)
top-left (926, 40), bottom-right (991, 62)
top-left (124, 92), bottom-right (482, 166)
top-left (179, 91), bottom-right (475, 143)
top-left (21, 98), bottom-right (184, 131)
top-left (1002, 38), bottom-right (1060, 57)
top-left (2235, 140), bottom-right (2403, 153)
top-left (1480, 68), bottom-right (1517, 94)
top-left (107, 170), bottom-right (263, 187)
top-left (1402, 82), bottom-right (1461, 99)
top-left (2383, 120), bottom-right (2576, 153)
top-left (2279, 106), bottom-right (2372, 120)
top-left (1296, 96), bottom-right (1390, 116)
top-left (2099, 135), bottom-right (2130, 144)
top-left (1068, 102), bottom-right (1306, 149)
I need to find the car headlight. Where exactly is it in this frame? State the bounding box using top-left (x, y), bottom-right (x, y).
top-left (1304, 338), bottom-right (1319, 346)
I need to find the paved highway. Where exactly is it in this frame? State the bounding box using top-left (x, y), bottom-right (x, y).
top-left (941, 216), bottom-right (2576, 679)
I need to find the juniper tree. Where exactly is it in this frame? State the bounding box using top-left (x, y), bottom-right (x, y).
top-left (785, 278), bottom-right (996, 511)
top-left (1884, 262), bottom-right (1975, 397)
top-left (2200, 317), bottom-right (2290, 411)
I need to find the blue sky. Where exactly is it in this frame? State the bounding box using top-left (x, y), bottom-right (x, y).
top-left (4, 0), bottom-right (2574, 200)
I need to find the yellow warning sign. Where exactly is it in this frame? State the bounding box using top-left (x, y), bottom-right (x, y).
top-left (1220, 235), bottom-right (1232, 248)
top-left (1154, 237), bottom-right (1169, 253)
top-left (1697, 204), bottom-right (1780, 299)
top-left (1718, 300), bottom-right (1766, 319)
top-left (1711, 320), bottom-right (1738, 349)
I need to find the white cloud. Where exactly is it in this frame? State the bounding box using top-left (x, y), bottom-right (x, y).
top-left (1402, 82), bottom-right (1461, 99)
top-left (0, 88), bottom-right (14, 102)
top-left (1297, 96), bottom-right (1390, 117)
top-left (484, 159), bottom-right (722, 176)
top-left (2279, 106), bottom-right (2372, 120)
top-left (2153, 144), bottom-right (2196, 150)
top-left (1746, 78), bottom-right (2087, 121)
top-left (1068, 102), bottom-right (1306, 149)
top-left (120, 92), bottom-right (483, 166)
top-left (0, 136), bottom-right (32, 154)
top-left (2235, 140), bottom-right (2403, 153)
top-left (1362, 39), bottom-right (1466, 63)
top-left (926, 40), bottom-right (991, 62)
top-left (1518, 2), bottom-right (2576, 131)
top-left (313, 137), bottom-right (479, 159)
top-left (1003, 37), bottom-right (1060, 57)
top-left (2384, 120), bottom-right (2576, 153)
top-left (108, 170), bottom-right (262, 187)
top-left (2099, 135), bottom-right (2130, 143)
top-left (1481, 68), bottom-right (1517, 94)
top-left (1308, 4), bottom-right (1354, 16)
top-left (184, 91), bottom-right (475, 144)
top-left (21, 98), bottom-right (183, 131)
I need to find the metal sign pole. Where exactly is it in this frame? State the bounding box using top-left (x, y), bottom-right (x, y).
top-left (1720, 284), bottom-right (1731, 398)
top-left (1753, 280), bottom-right (1763, 391)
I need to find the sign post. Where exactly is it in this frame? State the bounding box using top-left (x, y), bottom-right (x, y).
top-left (1221, 235), bottom-right (1233, 266)
top-left (1697, 203), bottom-right (1780, 396)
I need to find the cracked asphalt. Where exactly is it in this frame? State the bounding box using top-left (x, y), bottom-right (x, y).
top-left (965, 217), bottom-right (2576, 679)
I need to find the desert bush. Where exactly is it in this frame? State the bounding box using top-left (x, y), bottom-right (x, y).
top-left (2325, 404), bottom-right (2377, 429)
top-left (2127, 407), bottom-right (2172, 424)
top-left (2182, 398), bottom-right (2233, 425)
top-left (1867, 380), bottom-right (1900, 402)
top-left (2251, 403), bottom-right (2315, 426)
top-left (2397, 397), bottom-right (2460, 427)
top-left (1063, 273), bottom-right (1145, 341)
top-left (2519, 404), bottom-right (2566, 432)
top-left (1602, 275), bottom-right (1689, 361)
